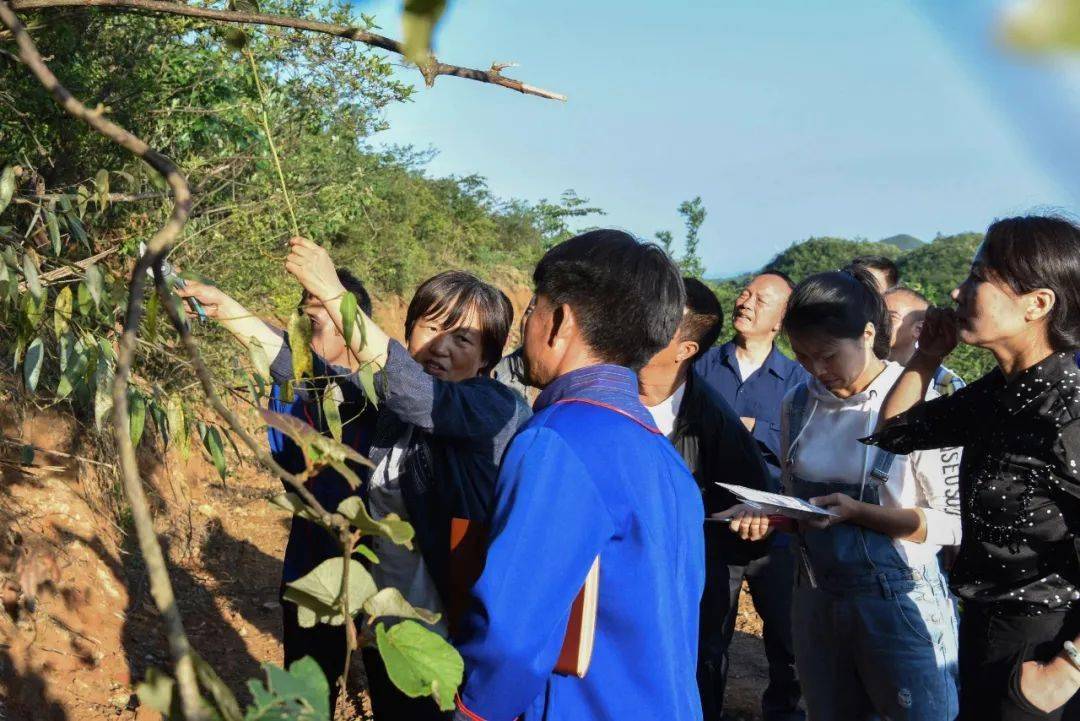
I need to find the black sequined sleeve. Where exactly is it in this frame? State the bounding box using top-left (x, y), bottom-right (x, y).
top-left (1051, 418), bottom-right (1080, 502)
top-left (863, 384), bottom-right (979, 454)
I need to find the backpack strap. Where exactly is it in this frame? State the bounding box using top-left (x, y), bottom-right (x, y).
top-left (868, 447), bottom-right (897, 486)
top-left (786, 383), bottom-right (810, 454)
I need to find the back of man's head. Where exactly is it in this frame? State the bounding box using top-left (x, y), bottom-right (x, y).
top-left (679, 277), bottom-right (723, 360)
top-left (533, 229), bottom-right (685, 371)
top-left (883, 285), bottom-right (929, 311)
top-left (847, 256), bottom-right (899, 292)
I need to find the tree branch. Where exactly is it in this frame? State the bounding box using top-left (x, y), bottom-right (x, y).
top-left (0, 4), bottom-right (208, 719)
top-left (8, 0), bottom-right (567, 101)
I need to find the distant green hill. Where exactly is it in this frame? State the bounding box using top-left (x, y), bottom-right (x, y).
top-left (880, 233), bottom-right (923, 251)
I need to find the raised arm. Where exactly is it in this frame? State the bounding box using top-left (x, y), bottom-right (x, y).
top-left (175, 280), bottom-right (284, 359)
top-left (877, 307), bottom-right (959, 428)
top-left (283, 236), bottom-right (391, 370)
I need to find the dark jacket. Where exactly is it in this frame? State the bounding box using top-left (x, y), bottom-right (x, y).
top-left (671, 369), bottom-right (773, 565)
top-left (270, 339), bottom-right (532, 606)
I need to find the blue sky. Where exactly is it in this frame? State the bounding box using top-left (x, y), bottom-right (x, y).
top-left (360, 0), bottom-right (1080, 277)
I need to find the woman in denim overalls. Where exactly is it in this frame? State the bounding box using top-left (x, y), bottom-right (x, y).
top-left (726, 269), bottom-right (960, 720)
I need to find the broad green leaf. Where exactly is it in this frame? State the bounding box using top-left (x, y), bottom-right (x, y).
top-left (283, 557), bottom-right (377, 627)
top-left (22, 293), bottom-right (45, 329)
top-left (95, 169), bottom-right (109, 211)
top-left (0, 166), bottom-right (15, 217)
top-left (260, 409), bottom-right (372, 469)
top-left (363, 587), bottom-right (441, 626)
top-left (287, 311), bottom-right (314, 380)
top-left (64, 212), bottom-right (88, 248)
top-left (355, 543), bottom-right (379, 565)
top-left (402, 0), bottom-right (447, 65)
top-left (22, 253), bottom-right (41, 300)
top-left (76, 282), bottom-right (94, 316)
top-left (128, 391), bottom-right (146, 447)
top-left (245, 657), bottom-right (330, 721)
top-left (53, 285), bottom-right (73, 337)
top-left (45, 207), bottom-right (61, 255)
top-left (75, 185), bottom-right (90, 219)
top-left (337, 496), bottom-right (414, 549)
top-left (148, 397), bottom-right (168, 447)
top-left (340, 291), bottom-right (358, 348)
top-left (269, 492), bottom-right (332, 530)
top-left (84, 264), bottom-right (103, 308)
top-left (248, 337), bottom-right (271, 382)
top-left (375, 620), bottom-right (463, 711)
top-left (94, 357), bottom-right (113, 431)
top-left (202, 425), bottom-right (228, 480)
top-left (358, 363), bottom-right (378, 408)
top-left (166, 395), bottom-right (188, 455)
top-left (23, 337), bottom-right (43, 391)
top-left (321, 388), bottom-right (343, 442)
top-left (0, 262), bottom-right (9, 305)
top-left (144, 290), bottom-right (159, 343)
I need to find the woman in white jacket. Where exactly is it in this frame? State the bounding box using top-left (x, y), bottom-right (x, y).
top-left (727, 268), bottom-right (961, 721)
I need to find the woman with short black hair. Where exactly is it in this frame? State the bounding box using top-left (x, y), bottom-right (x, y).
top-left (179, 240), bottom-right (530, 719)
top-left (869, 215), bottom-right (1080, 720)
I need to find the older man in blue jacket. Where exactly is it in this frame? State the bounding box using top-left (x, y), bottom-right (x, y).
top-left (454, 230), bottom-right (705, 721)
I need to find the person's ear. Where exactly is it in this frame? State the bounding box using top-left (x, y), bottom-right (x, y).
top-left (550, 303), bottom-right (576, 345)
top-left (912, 319), bottom-right (924, 340)
top-left (1025, 288), bottom-right (1056, 323)
top-left (675, 339), bottom-right (699, 363)
top-left (864, 321), bottom-right (876, 350)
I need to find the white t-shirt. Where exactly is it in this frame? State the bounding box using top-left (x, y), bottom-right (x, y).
top-left (368, 426), bottom-right (449, 638)
top-left (782, 361), bottom-right (962, 569)
top-left (645, 382), bottom-right (686, 437)
top-left (736, 352), bottom-right (764, 383)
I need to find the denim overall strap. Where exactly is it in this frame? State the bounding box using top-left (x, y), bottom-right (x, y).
top-left (785, 387), bottom-right (912, 597)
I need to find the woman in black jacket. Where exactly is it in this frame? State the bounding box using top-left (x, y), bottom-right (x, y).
top-left (180, 238), bottom-right (530, 719)
top-left (867, 215), bottom-right (1080, 721)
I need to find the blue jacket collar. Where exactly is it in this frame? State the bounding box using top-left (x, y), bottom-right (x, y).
top-left (721, 339), bottom-right (791, 381)
top-left (535, 364), bottom-right (660, 433)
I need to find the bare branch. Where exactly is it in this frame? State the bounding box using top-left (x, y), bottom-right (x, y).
top-left (0, 4), bottom-right (208, 719)
top-left (8, 0), bottom-right (568, 101)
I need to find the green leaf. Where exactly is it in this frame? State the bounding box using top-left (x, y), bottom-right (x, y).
top-left (248, 337), bottom-right (271, 382)
top-left (76, 282), bottom-right (94, 316)
top-left (375, 620), bottom-right (463, 711)
top-left (287, 311), bottom-right (314, 380)
top-left (23, 337), bottom-right (43, 392)
top-left (355, 543), bottom-right (379, 565)
top-left (0, 262), bottom-right (10, 307)
top-left (202, 425), bottom-right (228, 480)
top-left (19, 443), bottom-right (34, 466)
top-left (22, 253), bottom-right (41, 300)
top-left (64, 212), bottom-right (89, 249)
top-left (269, 492), bottom-right (332, 531)
top-left (93, 355), bottom-right (113, 431)
top-left (283, 557), bottom-right (377, 628)
top-left (45, 207), bottom-right (61, 256)
top-left (321, 388), bottom-right (343, 442)
top-left (260, 409), bottom-right (372, 469)
top-left (84, 264), bottom-right (103, 308)
top-left (245, 657), bottom-right (330, 721)
top-left (135, 667), bottom-right (181, 717)
top-left (53, 285), bottom-right (73, 337)
top-left (340, 291), bottom-right (358, 349)
top-left (402, 0), bottom-right (448, 65)
top-left (336, 496), bottom-right (414, 549)
top-left (128, 391), bottom-right (146, 447)
top-left (166, 395), bottom-right (188, 455)
top-left (95, 169), bottom-right (109, 212)
top-left (22, 292), bottom-right (45, 330)
top-left (0, 166), bottom-right (15, 217)
top-left (144, 290), bottom-right (159, 343)
top-left (358, 363), bottom-right (378, 408)
top-left (363, 587), bottom-right (441, 626)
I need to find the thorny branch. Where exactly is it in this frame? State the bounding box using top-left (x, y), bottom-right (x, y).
top-left (8, 0), bottom-right (568, 101)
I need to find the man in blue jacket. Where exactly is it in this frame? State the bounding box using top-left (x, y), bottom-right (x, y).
top-left (454, 230), bottom-right (705, 721)
top-left (693, 270), bottom-right (807, 721)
